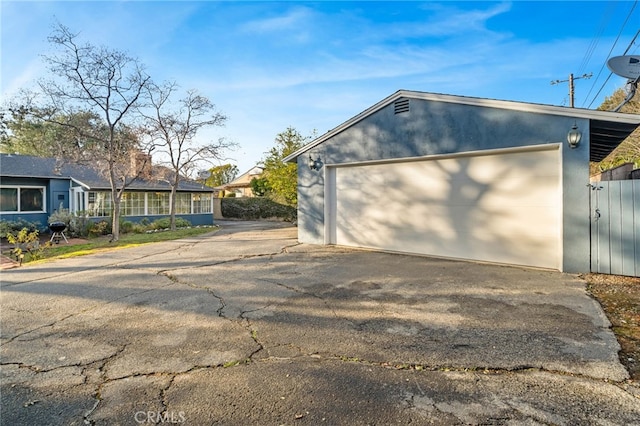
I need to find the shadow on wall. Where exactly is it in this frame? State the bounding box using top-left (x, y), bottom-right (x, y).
top-left (331, 141), bottom-right (560, 269)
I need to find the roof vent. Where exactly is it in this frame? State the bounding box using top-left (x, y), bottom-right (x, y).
top-left (394, 98), bottom-right (410, 114)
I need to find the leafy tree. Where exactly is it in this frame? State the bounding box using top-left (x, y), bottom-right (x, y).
top-left (12, 23), bottom-right (153, 241)
top-left (594, 87), bottom-right (640, 171)
top-left (203, 164), bottom-right (239, 187)
top-left (250, 176), bottom-right (270, 197)
top-left (0, 108), bottom-right (104, 158)
top-left (261, 127), bottom-right (312, 206)
top-left (141, 81), bottom-right (234, 230)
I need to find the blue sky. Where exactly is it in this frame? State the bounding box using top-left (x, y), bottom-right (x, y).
top-left (1, 1), bottom-right (639, 173)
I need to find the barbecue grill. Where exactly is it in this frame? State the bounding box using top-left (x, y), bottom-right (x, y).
top-left (49, 221), bottom-right (69, 244)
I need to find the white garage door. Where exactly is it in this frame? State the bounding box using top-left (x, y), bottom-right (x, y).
top-left (329, 146), bottom-right (561, 269)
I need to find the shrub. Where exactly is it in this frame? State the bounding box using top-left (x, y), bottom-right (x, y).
top-left (48, 208), bottom-right (93, 238)
top-left (120, 220), bottom-right (135, 234)
top-left (6, 228), bottom-right (48, 261)
top-left (0, 219), bottom-right (42, 238)
top-left (131, 224), bottom-right (147, 234)
top-left (48, 208), bottom-right (73, 226)
top-left (149, 217), bottom-right (192, 230)
top-left (221, 197), bottom-right (296, 222)
top-left (89, 220), bottom-right (110, 237)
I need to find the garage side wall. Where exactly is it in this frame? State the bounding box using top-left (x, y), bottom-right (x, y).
top-left (297, 99), bottom-right (590, 272)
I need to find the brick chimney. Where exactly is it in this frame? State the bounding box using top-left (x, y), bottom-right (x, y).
top-left (130, 151), bottom-right (153, 179)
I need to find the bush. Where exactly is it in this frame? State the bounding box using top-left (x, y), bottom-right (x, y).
top-left (120, 220), bottom-right (135, 234)
top-left (149, 217), bottom-right (192, 230)
top-left (48, 208), bottom-right (93, 238)
top-left (221, 197), bottom-right (296, 222)
top-left (89, 220), bottom-right (110, 237)
top-left (131, 224), bottom-right (147, 234)
top-left (0, 219), bottom-right (41, 239)
top-left (6, 228), bottom-right (48, 261)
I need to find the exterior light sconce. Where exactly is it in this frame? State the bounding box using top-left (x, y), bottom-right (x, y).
top-left (567, 123), bottom-right (582, 149)
top-left (308, 155), bottom-right (323, 171)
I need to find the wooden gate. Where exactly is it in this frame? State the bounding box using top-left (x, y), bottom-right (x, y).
top-left (590, 180), bottom-right (640, 277)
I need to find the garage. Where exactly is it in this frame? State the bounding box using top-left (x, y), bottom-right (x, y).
top-left (285, 90), bottom-right (640, 273)
top-left (326, 146), bottom-right (561, 269)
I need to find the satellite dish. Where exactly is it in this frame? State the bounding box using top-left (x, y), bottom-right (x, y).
top-left (198, 169), bottom-right (211, 179)
top-left (607, 55), bottom-right (640, 79)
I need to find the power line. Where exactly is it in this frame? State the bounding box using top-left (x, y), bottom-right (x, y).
top-left (578, 1), bottom-right (617, 75)
top-left (584, 1), bottom-right (638, 108)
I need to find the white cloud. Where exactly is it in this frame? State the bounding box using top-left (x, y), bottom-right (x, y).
top-left (240, 6), bottom-right (315, 35)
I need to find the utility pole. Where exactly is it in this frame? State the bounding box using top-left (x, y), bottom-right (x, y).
top-left (551, 73), bottom-right (592, 107)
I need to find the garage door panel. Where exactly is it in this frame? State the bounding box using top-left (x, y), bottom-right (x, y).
top-left (334, 148), bottom-right (560, 269)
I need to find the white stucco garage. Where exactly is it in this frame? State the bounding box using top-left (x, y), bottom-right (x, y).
top-left (285, 90), bottom-right (640, 273)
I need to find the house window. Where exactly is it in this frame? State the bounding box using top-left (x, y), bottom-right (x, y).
top-left (121, 192), bottom-right (145, 216)
top-left (148, 192), bottom-right (170, 215)
top-left (175, 193), bottom-right (191, 214)
top-left (0, 186), bottom-right (45, 213)
top-left (87, 191), bottom-right (112, 217)
top-left (193, 193), bottom-right (212, 214)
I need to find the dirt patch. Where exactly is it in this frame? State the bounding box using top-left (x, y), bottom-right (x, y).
top-left (584, 273), bottom-right (640, 381)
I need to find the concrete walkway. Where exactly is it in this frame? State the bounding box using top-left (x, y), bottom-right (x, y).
top-left (1, 220), bottom-right (638, 425)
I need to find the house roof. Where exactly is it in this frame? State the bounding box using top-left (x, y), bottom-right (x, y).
top-left (0, 154), bottom-right (214, 192)
top-left (216, 166), bottom-right (263, 190)
top-left (283, 90), bottom-right (640, 163)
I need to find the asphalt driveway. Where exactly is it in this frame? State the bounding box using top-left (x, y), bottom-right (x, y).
top-left (1, 220), bottom-right (639, 425)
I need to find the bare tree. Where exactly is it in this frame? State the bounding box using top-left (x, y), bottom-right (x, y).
top-left (34, 23), bottom-right (152, 241)
top-left (142, 81), bottom-right (233, 230)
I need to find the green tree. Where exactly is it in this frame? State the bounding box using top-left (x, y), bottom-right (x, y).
top-left (1, 108), bottom-right (104, 158)
top-left (250, 176), bottom-right (270, 196)
top-left (595, 87), bottom-right (640, 171)
top-left (203, 164), bottom-right (239, 187)
top-left (262, 127), bottom-right (311, 206)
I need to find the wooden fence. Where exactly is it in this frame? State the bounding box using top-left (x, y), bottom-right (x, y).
top-left (590, 180), bottom-right (640, 277)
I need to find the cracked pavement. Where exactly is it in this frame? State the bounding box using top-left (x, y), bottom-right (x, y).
top-left (1, 220), bottom-right (639, 425)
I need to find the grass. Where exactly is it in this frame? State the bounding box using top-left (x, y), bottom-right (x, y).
top-left (585, 273), bottom-right (640, 382)
top-left (4, 226), bottom-right (219, 263)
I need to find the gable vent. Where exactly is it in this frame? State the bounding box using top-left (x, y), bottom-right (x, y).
top-left (394, 98), bottom-right (410, 114)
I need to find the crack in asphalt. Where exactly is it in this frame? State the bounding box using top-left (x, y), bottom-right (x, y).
top-left (0, 235), bottom-right (220, 288)
top-left (1, 282), bottom-right (176, 345)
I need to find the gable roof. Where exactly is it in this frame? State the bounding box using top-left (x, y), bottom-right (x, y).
top-left (0, 154), bottom-right (214, 192)
top-left (283, 90), bottom-right (640, 163)
top-left (217, 165), bottom-right (263, 190)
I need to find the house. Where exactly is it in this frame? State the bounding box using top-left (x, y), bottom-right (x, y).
top-left (284, 90), bottom-right (640, 273)
top-left (0, 154), bottom-right (216, 230)
top-left (217, 166), bottom-right (264, 197)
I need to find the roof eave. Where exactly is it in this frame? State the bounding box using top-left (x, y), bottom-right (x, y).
top-left (283, 90), bottom-right (640, 163)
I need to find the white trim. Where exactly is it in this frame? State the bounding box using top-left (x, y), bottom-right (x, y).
top-left (0, 185), bottom-right (47, 213)
top-left (70, 177), bottom-right (91, 189)
top-left (324, 166), bottom-right (336, 245)
top-left (325, 143), bottom-right (561, 169)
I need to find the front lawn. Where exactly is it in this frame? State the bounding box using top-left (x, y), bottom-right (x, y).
top-left (2, 226), bottom-right (218, 263)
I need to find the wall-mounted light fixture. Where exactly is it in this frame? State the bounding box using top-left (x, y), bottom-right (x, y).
top-left (308, 155), bottom-right (323, 171)
top-left (567, 122), bottom-right (582, 149)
